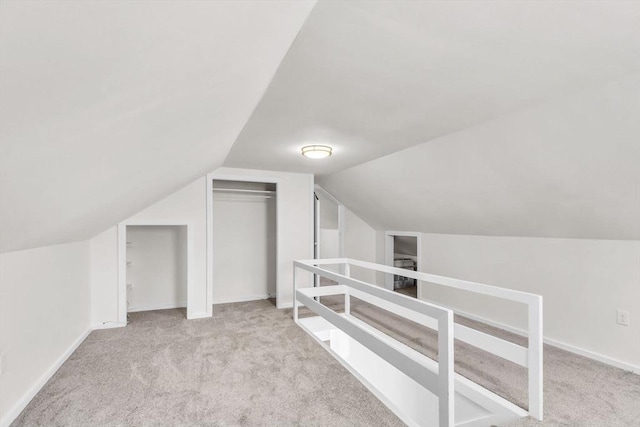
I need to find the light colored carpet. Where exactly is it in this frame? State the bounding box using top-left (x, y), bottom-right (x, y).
top-left (12, 300), bottom-right (404, 427)
top-left (12, 298), bottom-right (640, 426)
top-left (313, 294), bottom-right (640, 427)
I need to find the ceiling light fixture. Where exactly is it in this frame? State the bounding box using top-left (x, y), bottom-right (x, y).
top-left (301, 145), bottom-right (332, 159)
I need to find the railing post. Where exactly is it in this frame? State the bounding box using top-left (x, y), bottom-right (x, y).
top-left (528, 296), bottom-right (543, 420)
top-left (437, 310), bottom-right (454, 427)
top-left (293, 264), bottom-right (298, 322)
top-left (344, 262), bottom-right (351, 315)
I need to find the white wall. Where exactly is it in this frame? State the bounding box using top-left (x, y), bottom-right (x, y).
top-left (0, 0), bottom-right (316, 253)
top-left (211, 168), bottom-right (314, 308)
top-left (127, 226), bottom-right (187, 312)
top-left (344, 209), bottom-right (377, 284)
top-left (127, 178), bottom-right (206, 318)
top-left (415, 234), bottom-right (640, 371)
top-left (90, 228), bottom-right (118, 327)
top-left (212, 192), bottom-right (276, 303)
top-left (319, 77), bottom-right (640, 241)
top-left (319, 229), bottom-right (339, 259)
top-left (90, 167), bottom-right (313, 323)
top-left (0, 241), bottom-right (91, 426)
top-left (90, 177), bottom-right (205, 321)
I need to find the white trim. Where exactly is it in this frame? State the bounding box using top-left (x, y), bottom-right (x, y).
top-left (91, 321), bottom-right (126, 330)
top-left (117, 221), bottom-right (193, 321)
top-left (295, 258), bottom-right (544, 421)
top-left (117, 223), bottom-right (126, 324)
top-left (0, 327), bottom-right (92, 427)
top-left (294, 264), bottom-right (457, 426)
top-left (187, 312), bottom-right (211, 320)
top-left (297, 318), bottom-right (419, 427)
top-left (450, 307), bottom-right (640, 375)
top-left (314, 184), bottom-right (342, 206)
top-left (384, 231), bottom-right (422, 294)
top-left (127, 302), bottom-right (187, 313)
top-left (206, 172), bottom-right (282, 311)
top-left (206, 174), bottom-right (214, 316)
top-left (212, 294), bottom-right (276, 305)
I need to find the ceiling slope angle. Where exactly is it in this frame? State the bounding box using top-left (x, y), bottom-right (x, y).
top-left (318, 76), bottom-right (640, 241)
top-left (225, 0), bottom-right (640, 176)
top-left (0, 0), bottom-right (316, 253)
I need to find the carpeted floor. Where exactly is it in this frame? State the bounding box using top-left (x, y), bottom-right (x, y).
top-left (12, 298), bottom-right (640, 426)
top-left (12, 300), bottom-right (404, 427)
top-left (314, 294), bottom-right (640, 427)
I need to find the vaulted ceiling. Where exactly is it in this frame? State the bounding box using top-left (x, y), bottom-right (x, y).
top-left (0, 0), bottom-right (315, 252)
top-left (2, 0), bottom-right (639, 252)
top-left (225, 1), bottom-right (640, 175)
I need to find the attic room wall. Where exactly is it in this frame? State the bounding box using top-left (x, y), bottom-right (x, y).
top-left (319, 77), bottom-right (640, 240)
top-left (0, 241), bottom-right (91, 425)
top-left (417, 234), bottom-right (640, 371)
top-left (344, 209), bottom-right (377, 284)
top-left (90, 176), bottom-right (208, 322)
top-left (320, 77), bottom-right (640, 371)
top-left (90, 167), bottom-right (313, 325)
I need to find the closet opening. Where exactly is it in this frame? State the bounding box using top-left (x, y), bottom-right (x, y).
top-left (384, 231), bottom-right (422, 298)
top-left (211, 180), bottom-right (277, 305)
top-left (124, 224), bottom-right (189, 322)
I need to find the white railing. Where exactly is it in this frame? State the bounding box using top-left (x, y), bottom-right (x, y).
top-left (293, 258), bottom-right (543, 422)
top-left (294, 260), bottom-right (455, 427)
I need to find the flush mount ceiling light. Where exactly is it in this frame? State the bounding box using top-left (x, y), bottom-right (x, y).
top-left (301, 145), bottom-right (333, 159)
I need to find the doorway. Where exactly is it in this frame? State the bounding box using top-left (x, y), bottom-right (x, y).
top-left (117, 221), bottom-right (193, 324)
top-left (127, 225), bottom-right (187, 315)
top-left (384, 231), bottom-right (422, 298)
top-left (211, 180), bottom-right (277, 304)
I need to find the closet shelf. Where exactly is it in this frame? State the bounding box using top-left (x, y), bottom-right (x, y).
top-left (212, 188), bottom-right (275, 195)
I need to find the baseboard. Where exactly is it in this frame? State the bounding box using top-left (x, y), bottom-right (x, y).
top-left (212, 294), bottom-right (275, 305)
top-left (453, 308), bottom-right (640, 375)
top-left (0, 327), bottom-right (92, 427)
top-left (542, 336), bottom-right (639, 375)
top-left (187, 312), bottom-right (211, 320)
top-left (92, 321), bottom-right (126, 330)
top-left (127, 302), bottom-right (187, 313)
top-left (278, 302), bottom-right (293, 309)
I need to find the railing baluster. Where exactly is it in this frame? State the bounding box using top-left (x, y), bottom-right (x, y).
top-left (528, 296), bottom-right (543, 420)
top-left (293, 265), bottom-right (298, 322)
top-left (438, 311), bottom-right (455, 427)
top-left (294, 258), bottom-right (543, 423)
top-left (344, 263), bottom-right (351, 315)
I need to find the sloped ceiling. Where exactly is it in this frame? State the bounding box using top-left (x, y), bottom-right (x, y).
top-left (227, 0), bottom-right (640, 240)
top-left (2, 1), bottom-right (639, 252)
top-left (318, 77), bottom-right (640, 240)
top-left (0, 0), bottom-right (316, 253)
top-left (225, 1), bottom-right (640, 176)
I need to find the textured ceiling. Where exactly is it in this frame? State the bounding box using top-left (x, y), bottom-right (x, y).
top-left (0, 0), bottom-right (316, 252)
top-left (225, 1), bottom-right (640, 176)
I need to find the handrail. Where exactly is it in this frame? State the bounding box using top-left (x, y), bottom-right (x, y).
top-left (294, 260), bottom-right (455, 427)
top-left (294, 258), bottom-right (543, 422)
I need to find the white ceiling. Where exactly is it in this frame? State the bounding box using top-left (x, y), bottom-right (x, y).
top-left (2, 0), bottom-right (638, 252)
top-left (319, 76), bottom-right (640, 240)
top-left (0, 0), bottom-right (316, 252)
top-left (225, 1), bottom-right (640, 175)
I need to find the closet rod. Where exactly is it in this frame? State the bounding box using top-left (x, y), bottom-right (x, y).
top-left (212, 188), bottom-right (275, 195)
